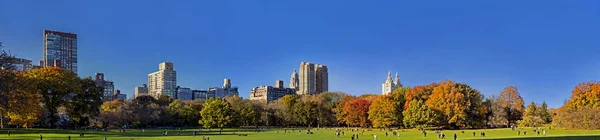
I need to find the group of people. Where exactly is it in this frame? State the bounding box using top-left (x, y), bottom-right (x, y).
top-left (517, 127), bottom-right (547, 136)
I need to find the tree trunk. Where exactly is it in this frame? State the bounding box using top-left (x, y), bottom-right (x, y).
top-left (0, 114), bottom-right (3, 129)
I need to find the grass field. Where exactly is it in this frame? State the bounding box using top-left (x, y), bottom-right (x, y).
top-left (0, 127), bottom-right (599, 140)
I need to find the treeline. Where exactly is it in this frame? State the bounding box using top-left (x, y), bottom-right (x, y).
top-left (0, 46), bottom-right (597, 129)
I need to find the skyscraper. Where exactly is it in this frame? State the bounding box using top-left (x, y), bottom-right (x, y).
top-left (289, 69), bottom-right (299, 91)
top-left (299, 62), bottom-right (315, 95)
top-left (148, 62), bottom-right (177, 99)
top-left (315, 64), bottom-right (328, 94)
top-left (43, 30), bottom-right (77, 73)
top-left (298, 62), bottom-right (328, 95)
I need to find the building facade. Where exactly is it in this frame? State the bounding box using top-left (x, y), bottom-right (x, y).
top-left (148, 62), bottom-right (177, 99)
top-left (298, 62), bottom-right (328, 95)
top-left (204, 78), bottom-right (239, 99)
top-left (43, 30), bottom-right (78, 74)
top-left (250, 80), bottom-right (297, 103)
top-left (114, 90), bottom-right (127, 101)
top-left (177, 86), bottom-right (193, 100)
top-left (134, 84), bottom-right (148, 98)
top-left (289, 69), bottom-right (299, 91)
top-left (94, 73), bottom-right (115, 101)
top-left (381, 71), bottom-right (402, 95)
top-left (315, 64), bottom-right (328, 94)
top-left (192, 89), bottom-right (210, 100)
top-left (14, 58), bottom-right (33, 72)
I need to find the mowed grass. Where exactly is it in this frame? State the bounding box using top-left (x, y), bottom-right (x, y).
top-left (0, 127), bottom-right (599, 140)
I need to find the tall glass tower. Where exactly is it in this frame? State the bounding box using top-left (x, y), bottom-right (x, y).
top-left (43, 30), bottom-right (78, 73)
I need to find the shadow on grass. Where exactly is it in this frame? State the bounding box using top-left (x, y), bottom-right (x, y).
top-left (474, 135), bottom-right (600, 140)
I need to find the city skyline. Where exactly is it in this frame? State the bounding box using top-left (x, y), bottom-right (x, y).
top-left (2, 1), bottom-right (600, 108)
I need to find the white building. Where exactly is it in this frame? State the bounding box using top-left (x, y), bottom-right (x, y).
top-left (148, 62), bottom-right (177, 99)
top-left (289, 69), bottom-right (299, 91)
top-left (382, 71), bottom-right (402, 95)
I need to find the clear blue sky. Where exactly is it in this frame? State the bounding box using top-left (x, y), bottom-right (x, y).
top-left (1, 1), bottom-right (599, 108)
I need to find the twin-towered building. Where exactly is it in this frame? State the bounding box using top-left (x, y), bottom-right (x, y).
top-left (382, 71), bottom-right (402, 95)
top-left (297, 62), bottom-right (328, 95)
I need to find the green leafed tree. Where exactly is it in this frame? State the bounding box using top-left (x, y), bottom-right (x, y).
top-left (200, 98), bottom-right (232, 129)
top-left (402, 99), bottom-right (442, 128)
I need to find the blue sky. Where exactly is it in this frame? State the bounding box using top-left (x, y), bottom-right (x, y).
top-left (1, 1), bottom-right (599, 108)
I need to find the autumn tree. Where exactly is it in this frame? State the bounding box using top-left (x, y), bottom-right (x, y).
top-left (402, 99), bottom-right (442, 128)
top-left (335, 95), bottom-right (355, 126)
top-left (497, 86), bottom-right (525, 126)
top-left (200, 98), bottom-right (232, 129)
top-left (426, 80), bottom-right (487, 128)
top-left (368, 95), bottom-right (398, 128)
top-left (343, 98), bottom-right (371, 127)
top-left (404, 83), bottom-right (437, 110)
top-left (23, 67), bottom-right (80, 127)
top-left (2, 72), bottom-right (42, 128)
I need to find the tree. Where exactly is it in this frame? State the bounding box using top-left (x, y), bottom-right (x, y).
top-left (200, 99), bottom-right (232, 129)
top-left (167, 99), bottom-right (187, 126)
top-left (225, 95), bottom-right (257, 127)
top-left (279, 95), bottom-right (299, 126)
top-left (0, 43), bottom-right (16, 70)
top-left (133, 95), bottom-right (157, 106)
top-left (23, 67), bottom-right (80, 127)
top-left (343, 98), bottom-right (371, 127)
top-left (391, 87), bottom-right (408, 127)
top-left (98, 100), bottom-right (136, 128)
top-left (3, 72), bottom-right (42, 128)
top-left (0, 45), bottom-right (18, 128)
top-left (335, 95), bottom-right (355, 126)
top-left (497, 86), bottom-right (525, 126)
top-left (485, 95), bottom-right (508, 127)
top-left (156, 94), bottom-right (173, 106)
top-left (566, 82), bottom-right (600, 109)
top-left (294, 98), bottom-right (318, 127)
top-left (404, 83), bottom-right (437, 110)
top-left (368, 95), bottom-right (397, 128)
top-left (426, 80), bottom-right (487, 128)
top-left (402, 99), bottom-right (442, 128)
top-left (518, 102), bottom-right (544, 127)
top-left (538, 101), bottom-right (551, 123)
top-left (66, 77), bottom-right (103, 128)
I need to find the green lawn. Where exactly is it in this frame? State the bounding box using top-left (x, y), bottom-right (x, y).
top-left (0, 127), bottom-right (599, 140)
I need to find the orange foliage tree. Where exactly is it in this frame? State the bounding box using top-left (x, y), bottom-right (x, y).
top-left (426, 80), bottom-right (487, 128)
top-left (368, 95), bottom-right (397, 128)
top-left (404, 83), bottom-right (437, 110)
top-left (335, 95), bottom-right (355, 126)
top-left (566, 82), bottom-right (600, 109)
top-left (498, 86), bottom-right (525, 126)
top-left (343, 98), bottom-right (371, 127)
